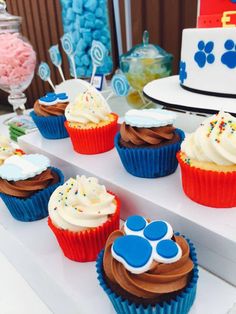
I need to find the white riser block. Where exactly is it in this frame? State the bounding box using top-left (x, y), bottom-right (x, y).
top-left (19, 132), bottom-right (236, 286)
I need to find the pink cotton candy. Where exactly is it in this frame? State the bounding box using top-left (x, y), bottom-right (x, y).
top-left (0, 33), bottom-right (36, 87)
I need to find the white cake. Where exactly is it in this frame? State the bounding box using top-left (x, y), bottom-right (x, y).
top-left (180, 27), bottom-right (236, 97)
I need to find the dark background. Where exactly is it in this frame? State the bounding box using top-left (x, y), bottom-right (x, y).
top-left (1, 0), bottom-right (197, 109)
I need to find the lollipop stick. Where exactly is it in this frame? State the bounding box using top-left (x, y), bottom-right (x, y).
top-left (106, 92), bottom-right (114, 102)
top-left (48, 78), bottom-right (56, 91)
top-left (58, 66), bottom-right (65, 81)
top-left (90, 65), bottom-right (97, 85)
top-left (70, 56), bottom-right (77, 79)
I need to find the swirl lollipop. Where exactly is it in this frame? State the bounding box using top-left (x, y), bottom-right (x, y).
top-left (105, 73), bottom-right (130, 102)
top-left (61, 33), bottom-right (77, 79)
top-left (90, 40), bottom-right (107, 84)
top-left (111, 74), bottom-right (130, 96)
top-left (49, 45), bottom-right (65, 82)
top-left (38, 62), bottom-right (55, 90)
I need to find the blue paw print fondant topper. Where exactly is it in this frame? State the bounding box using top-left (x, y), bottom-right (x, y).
top-left (194, 41), bottom-right (215, 68)
top-left (39, 93), bottom-right (69, 106)
top-left (179, 61), bottom-right (187, 84)
top-left (0, 154), bottom-right (50, 182)
top-left (111, 215), bottom-right (182, 274)
top-left (221, 39), bottom-right (236, 69)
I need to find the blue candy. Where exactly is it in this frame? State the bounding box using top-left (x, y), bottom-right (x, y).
top-left (95, 19), bottom-right (103, 29)
top-left (84, 0), bottom-right (98, 12)
top-left (60, 0), bottom-right (113, 77)
top-left (72, 0), bottom-right (83, 14)
top-left (95, 7), bottom-right (103, 18)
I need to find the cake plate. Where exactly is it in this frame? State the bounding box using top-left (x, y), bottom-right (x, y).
top-left (143, 75), bottom-right (236, 115)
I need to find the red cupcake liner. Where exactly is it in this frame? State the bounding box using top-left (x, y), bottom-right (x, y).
top-left (65, 113), bottom-right (118, 154)
top-left (177, 152), bottom-right (236, 208)
top-left (48, 193), bottom-right (120, 262)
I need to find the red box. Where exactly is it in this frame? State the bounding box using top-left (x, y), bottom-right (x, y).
top-left (198, 0), bottom-right (236, 28)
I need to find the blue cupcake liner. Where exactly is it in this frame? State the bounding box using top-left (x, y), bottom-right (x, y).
top-left (0, 167), bottom-right (64, 222)
top-left (30, 111), bottom-right (69, 139)
top-left (96, 234), bottom-right (198, 314)
top-left (115, 129), bottom-right (185, 178)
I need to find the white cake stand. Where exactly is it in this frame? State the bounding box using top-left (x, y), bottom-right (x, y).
top-left (143, 75), bottom-right (236, 115)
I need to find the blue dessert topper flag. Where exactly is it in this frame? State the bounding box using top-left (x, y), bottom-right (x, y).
top-left (61, 33), bottom-right (77, 79)
top-left (49, 45), bottom-right (65, 82)
top-left (90, 40), bottom-right (107, 85)
top-left (38, 62), bottom-right (55, 91)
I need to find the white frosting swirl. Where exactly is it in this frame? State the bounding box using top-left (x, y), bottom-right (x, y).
top-left (181, 111), bottom-right (236, 165)
top-left (0, 135), bottom-right (15, 163)
top-left (49, 175), bottom-right (117, 232)
top-left (65, 89), bottom-right (111, 124)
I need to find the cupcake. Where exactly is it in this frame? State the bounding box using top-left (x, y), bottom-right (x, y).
top-left (30, 92), bottom-right (69, 139)
top-left (0, 154), bottom-right (64, 221)
top-left (177, 111), bottom-right (236, 208)
top-left (115, 109), bottom-right (185, 178)
top-left (65, 88), bottom-right (118, 154)
top-left (48, 175), bottom-right (120, 262)
top-left (0, 135), bottom-right (23, 165)
top-left (96, 215), bottom-right (198, 314)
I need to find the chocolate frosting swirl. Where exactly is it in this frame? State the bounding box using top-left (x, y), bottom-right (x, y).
top-left (34, 100), bottom-right (68, 117)
top-left (120, 122), bottom-right (176, 146)
top-left (103, 230), bottom-right (194, 302)
top-left (0, 168), bottom-right (59, 198)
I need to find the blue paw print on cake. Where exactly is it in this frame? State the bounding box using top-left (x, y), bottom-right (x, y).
top-left (221, 40), bottom-right (236, 69)
top-left (179, 61), bottom-right (187, 84)
top-left (194, 41), bottom-right (215, 68)
top-left (112, 215), bottom-right (182, 274)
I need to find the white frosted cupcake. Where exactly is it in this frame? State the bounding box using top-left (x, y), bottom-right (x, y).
top-left (48, 175), bottom-right (120, 262)
top-left (64, 89), bottom-right (118, 154)
top-left (177, 111), bottom-right (236, 207)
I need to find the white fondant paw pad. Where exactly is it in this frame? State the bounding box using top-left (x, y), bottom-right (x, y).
top-left (125, 109), bottom-right (176, 128)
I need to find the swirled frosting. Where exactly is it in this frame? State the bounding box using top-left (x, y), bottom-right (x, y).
top-left (0, 135), bottom-right (15, 164)
top-left (34, 100), bottom-right (68, 117)
top-left (65, 89), bottom-right (111, 124)
top-left (120, 123), bottom-right (176, 146)
top-left (0, 168), bottom-right (59, 198)
top-left (103, 230), bottom-right (194, 302)
top-left (181, 111), bottom-right (236, 166)
top-left (49, 175), bottom-right (117, 232)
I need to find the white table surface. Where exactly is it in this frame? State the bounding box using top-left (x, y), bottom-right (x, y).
top-left (0, 111), bottom-right (236, 314)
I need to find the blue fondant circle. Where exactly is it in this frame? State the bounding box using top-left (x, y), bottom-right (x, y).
top-left (126, 215), bottom-right (146, 232)
top-left (205, 41), bottom-right (214, 54)
top-left (143, 221), bottom-right (168, 241)
top-left (156, 239), bottom-right (178, 258)
top-left (113, 235), bottom-right (152, 268)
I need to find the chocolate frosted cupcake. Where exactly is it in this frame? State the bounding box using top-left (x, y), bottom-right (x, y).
top-left (30, 92), bottom-right (69, 139)
top-left (96, 215), bottom-right (198, 314)
top-left (115, 109), bottom-right (185, 178)
top-left (0, 154), bottom-right (64, 221)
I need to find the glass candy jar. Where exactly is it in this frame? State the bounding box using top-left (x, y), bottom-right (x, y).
top-left (120, 31), bottom-right (173, 108)
top-left (0, 0), bottom-right (36, 114)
